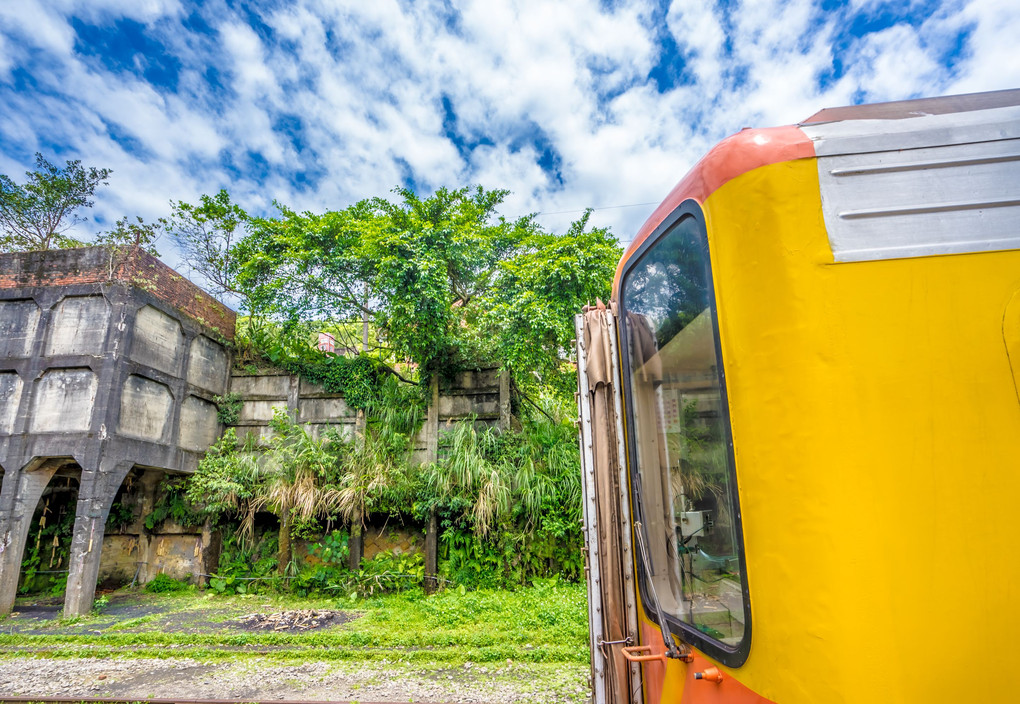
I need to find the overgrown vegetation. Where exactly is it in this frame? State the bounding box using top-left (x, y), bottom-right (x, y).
top-left (18, 484), bottom-right (76, 597)
top-left (5, 158), bottom-right (619, 600)
top-left (213, 392), bottom-right (244, 425)
top-left (3, 579), bottom-right (588, 664)
top-left (145, 573), bottom-right (191, 594)
top-left (167, 185), bottom-right (612, 596)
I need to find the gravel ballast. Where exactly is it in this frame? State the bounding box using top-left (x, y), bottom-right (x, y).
top-left (0, 656), bottom-right (590, 703)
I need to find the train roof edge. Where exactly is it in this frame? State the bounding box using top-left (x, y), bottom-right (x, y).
top-left (613, 88), bottom-right (1020, 295)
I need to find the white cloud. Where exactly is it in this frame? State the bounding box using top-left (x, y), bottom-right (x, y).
top-left (948, 0), bottom-right (1020, 92)
top-left (0, 0), bottom-right (1014, 264)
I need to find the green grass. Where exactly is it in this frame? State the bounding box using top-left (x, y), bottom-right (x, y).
top-left (1, 579), bottom-right (590, 665)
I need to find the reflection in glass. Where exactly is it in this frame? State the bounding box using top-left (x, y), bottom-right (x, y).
top-left (622, 214), bottom-right (746, 646)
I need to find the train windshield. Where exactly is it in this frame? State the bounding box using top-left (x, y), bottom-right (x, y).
top-left (620, 209), bottom-right (747, 650)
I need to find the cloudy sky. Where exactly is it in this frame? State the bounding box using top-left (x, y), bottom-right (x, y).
top-left (1, 0), bottom-right (1018, 260)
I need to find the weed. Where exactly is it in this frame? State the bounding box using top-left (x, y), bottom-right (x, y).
top-left (1, 582), bottom-right (589, 666)
top-left (145, 574), bottom-right (191, 594)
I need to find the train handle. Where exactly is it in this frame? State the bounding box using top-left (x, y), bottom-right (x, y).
top-left (621, 645), bottom-right (667, 664)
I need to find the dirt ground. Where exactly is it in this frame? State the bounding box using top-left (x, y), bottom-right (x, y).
top-left (2, 592), bottom-right (359, 636)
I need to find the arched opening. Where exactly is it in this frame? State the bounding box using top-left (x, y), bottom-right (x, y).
top-left (18, 464), bottom-right (80, 599)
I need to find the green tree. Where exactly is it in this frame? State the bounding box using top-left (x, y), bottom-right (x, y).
top-left (94, 215), bottom-right (165, 256)
top-left (168, 189), bottom-right (250, 298)
top-left (0, 153), bottom-right (111, 252)
top-left (231, 186), bottom-right (620, 391)
top-left (233, 186), bottom-right (525, 376)
top-left (478, 208), bottom-right (621, 396)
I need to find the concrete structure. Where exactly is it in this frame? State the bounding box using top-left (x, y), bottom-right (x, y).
top-left (0, 247), bottom-right (234, 615)
top-left (231, 367), bottom-right (505, 456)
top-left (0, 246), bottom-right (510, 614)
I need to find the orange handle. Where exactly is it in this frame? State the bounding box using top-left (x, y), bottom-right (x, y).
top-left (621, 645), bottom-right (667, 664)
top-left (694, 666), bottom-right (724, 683)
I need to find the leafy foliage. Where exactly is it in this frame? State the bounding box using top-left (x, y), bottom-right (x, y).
top-left (167, 189), bottom-right (249, 298)
top-left (215, 185), bottom-right (618, 390)
top-left (213, 392), bottom-right (244, 425)
top-left (234, 317), bottom-right (387, 410)
top-left (144, 477), bottom-right (205, 531)
top-left (145, 573), bottom-right (191, 593)
top-left (0, 153), bottom-right (111, 252)
top-left (19, 488), bottom-right (76, 596)
top-left (106, 496), bottom-right (136, 532)
top-left (208, 529), bottom-right (280, 594)
top-left (94, 215), bottom-right (164, 256)
top-left (167, 181), bottom-right (618, 593)
top-left (477, 209), bottom-right (621, 395)
top-left (294, 354), bottom-right (379, 410)
top-left (418, 402), bottom-right (584, 588)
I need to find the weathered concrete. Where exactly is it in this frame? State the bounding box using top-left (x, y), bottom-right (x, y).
top-left (118, 376), bottom-right (172, 442)
top-left (0, 300), bottom-right (40, 358)
top-left (130, 305), bottom-right (183, 375)
top-left (29, 369), bottom-right (98, 433)
top-left (0, 373), bottom-right (23, 434)
top-left (0, 246), bottom-right (235, 616)
top-left (187, 336), bottom-right (229, 394)
top-left (44, 296), bottom-right (110, 356)
top-left (178, 396), bottom-right (219, 451)
top-left (64, 458), bottom-right (134, 614)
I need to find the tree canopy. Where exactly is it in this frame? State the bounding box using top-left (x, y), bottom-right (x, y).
top-left (209, 185), bottom-right (620, 392)
top-left (0, 153), bottom-right (111, 252)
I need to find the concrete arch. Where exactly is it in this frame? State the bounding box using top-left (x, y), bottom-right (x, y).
top-left (0, 457), bottom-right (77, 614)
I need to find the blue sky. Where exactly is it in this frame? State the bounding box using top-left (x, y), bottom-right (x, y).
top-left (0, 0), bottom-right (1016, 264)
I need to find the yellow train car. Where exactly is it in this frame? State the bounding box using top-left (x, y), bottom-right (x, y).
top-left (575, 88), bottom-right (1020, 704)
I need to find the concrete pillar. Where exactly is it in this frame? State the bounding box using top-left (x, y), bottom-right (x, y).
top-left (193, 518), bottom-right (219, 587)
top-left (0, 461), bottom-right (59, 614)
top-left (498, 370), bottom-right (511, 431)
top-left (63, 459), bottom-right (133, 616)
top-left (134, 469), bottom-right (164, 585)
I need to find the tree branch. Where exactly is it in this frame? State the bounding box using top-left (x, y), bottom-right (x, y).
top-left (376, 362), bottom-right (419, 386)
top-left (511, 378), bottom-right (555, 423)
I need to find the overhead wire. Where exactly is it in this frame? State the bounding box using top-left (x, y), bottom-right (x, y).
top-left (534, 201), bottom-right (660, 217)
top-left (531, 200), bottom-right (657, 246)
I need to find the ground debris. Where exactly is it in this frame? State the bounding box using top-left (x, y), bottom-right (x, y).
top-left (236, 609), bottom-right (344, 631)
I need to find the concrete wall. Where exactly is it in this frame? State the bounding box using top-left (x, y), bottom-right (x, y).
top-left (179, 396), bottom-right (219, 451)
top-left (29, 369), bottom-right (98, 433)
top-left (118, 376), bottom-right (173, 442)
top-left (45, 296), bottom-right (109, 356)
top-left (187, 336), bottom-right (229, 394)
top-left (0, 300), bottom-right (40, 358)
top-left (231, 367), bottom-right (506, 452)
top-left (130, 305), bottom-right (184, 375)
top-left (0, 373), bottom-right (22, 434)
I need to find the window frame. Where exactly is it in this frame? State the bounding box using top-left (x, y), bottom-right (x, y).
top-left (617, 199), bottom-right (752, 668)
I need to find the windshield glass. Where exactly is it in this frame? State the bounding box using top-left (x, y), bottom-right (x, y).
top-left (621, 211), bottom-right (747, 648)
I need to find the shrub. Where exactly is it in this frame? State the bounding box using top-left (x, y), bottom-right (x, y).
top-left (145, 573), bottom-right (191, 593)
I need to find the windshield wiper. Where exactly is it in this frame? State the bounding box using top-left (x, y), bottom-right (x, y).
top-left (633, 520), bottom-right (690, 662)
